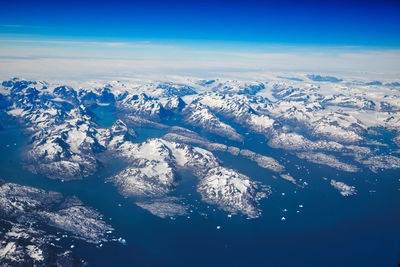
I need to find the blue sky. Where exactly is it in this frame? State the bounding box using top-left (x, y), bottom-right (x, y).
top-left (1, 0), bottom-right (400, 46)
top-left (0, 0), bottom-right (400, 79)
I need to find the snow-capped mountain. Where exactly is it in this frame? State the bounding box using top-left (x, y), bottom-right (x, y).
top-left (1, 75), bottom-right (400, 222)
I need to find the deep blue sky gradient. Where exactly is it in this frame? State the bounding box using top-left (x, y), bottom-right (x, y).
top-left (1, 0), bottom-right (400, 47)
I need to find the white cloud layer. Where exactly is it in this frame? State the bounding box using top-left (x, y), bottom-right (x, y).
top-left (0, 38), bottom-right (399, 80)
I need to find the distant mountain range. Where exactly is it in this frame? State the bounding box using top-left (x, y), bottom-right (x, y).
top-left (0, 75), bottom-right (399, 265)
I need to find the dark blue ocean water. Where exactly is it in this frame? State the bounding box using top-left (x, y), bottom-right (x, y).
top-left (0, 110), bottom-right (399, 266)
top-left (92, 104), bottom-right (118, 128)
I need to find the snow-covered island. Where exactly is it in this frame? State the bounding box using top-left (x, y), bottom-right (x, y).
top-left (0, 179), bottom-right (113, 266)
top-left (330, 179), bottom-right (357, 196)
